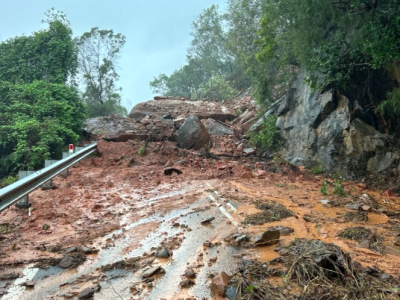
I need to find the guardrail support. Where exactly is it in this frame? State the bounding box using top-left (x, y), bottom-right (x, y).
top-left (0, 143), bottom-right (97, 212)
top-left (42, 160), bottom-right (58, 190)
top-left (16, 171), bottom-right (34, 208)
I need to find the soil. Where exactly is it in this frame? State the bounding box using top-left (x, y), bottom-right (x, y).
top-left (0, 138), bottom-right (399, 300)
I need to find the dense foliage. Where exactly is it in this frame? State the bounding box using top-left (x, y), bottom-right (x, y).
top-left (76, 27), bottom-right (127, 117)
top-left (0, 81), bottom-right (85, 178)
top-left (0, 10), bottom-right (86, 179)
top-left (150, 0), bottom-right (400, 119)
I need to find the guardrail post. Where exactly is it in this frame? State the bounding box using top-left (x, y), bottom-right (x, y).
top-left (15, 171), bottom-right (34, 208)
top-left (42, 160), bottom-right (58, 190)
top-left (61, 152), bottom-right (70, 177)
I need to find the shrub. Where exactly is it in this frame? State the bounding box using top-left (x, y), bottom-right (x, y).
top-left (138, 146), bottom-right (146, 156)
top-left (249, 114), bottom-right (282, 152)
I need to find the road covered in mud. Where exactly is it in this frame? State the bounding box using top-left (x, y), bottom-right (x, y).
top-left (0, 139), bottom-right (399, 300)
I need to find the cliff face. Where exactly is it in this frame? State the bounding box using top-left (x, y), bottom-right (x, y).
top-left (274, 73), bottom-right (400, 187)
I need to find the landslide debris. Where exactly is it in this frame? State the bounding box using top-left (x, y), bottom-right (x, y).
top-left (229, 239), bottom-right (400, 300)
top-left (243, 200), bottom-right (293, 225)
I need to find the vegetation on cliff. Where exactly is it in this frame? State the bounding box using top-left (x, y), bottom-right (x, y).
top-left (150, 0), bottom-right (400, 127)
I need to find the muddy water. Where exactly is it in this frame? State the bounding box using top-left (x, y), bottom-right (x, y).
top-left (224, 179), bottom-right (400, 276)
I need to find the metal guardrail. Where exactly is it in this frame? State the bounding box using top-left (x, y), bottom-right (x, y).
top-left (0, 143), bottom-right (97, 212)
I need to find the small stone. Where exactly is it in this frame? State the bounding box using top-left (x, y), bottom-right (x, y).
top-left (78, 288), bottom-right (94, 299)
top-left (347, 203), bottom-right (362, 210)
top-left (203, 240), bottom-right (212, 247)
top-left (164, 167), bottom-right (183, 176)
top-left (210, 272), bottom-right (229, 296)
top-left (180, 279), bottom-right (195, 288)
top-left (200, 217), bottom-right (215, 224)
top-left (253, 228), bottom-right (280, 246)
top-left (243, 148), bottom-right (256, 155)
top-left (63, 293), bottom-right (74, 298)
top-left (141, 266), bottom-right (163, 278)
top-left (358, 240), bottom-right (370, 249)
top-left (155, 248), bottom-right (170, 258)
top-left (380, 273), bottom-right (391, 281)
top-left (21, 280), bottom-right (35, 288)
top-left (81, 246), bottom-right (97, 254)
top-left (235, 235), bottom-right (249, 245)
top-left (320, 199), bottom-right (330, 205)
top-left (209, 257), bottom-right (217, 262)
top-left (65, 246), bottom-right (78, 254)
top-left (360, 205), bottom-right (371, 212)
top-left (0, 273), bottom-right (20, 280)
top-left (184, 268), bottom-right (196, 279)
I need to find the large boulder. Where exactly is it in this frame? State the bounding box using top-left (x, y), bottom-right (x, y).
top-left (129, 99), bottom-right (236, 123)
top-left (84, 115), bottom-right (175, 142)
top-left (176, 116), bottom-right (211, 150)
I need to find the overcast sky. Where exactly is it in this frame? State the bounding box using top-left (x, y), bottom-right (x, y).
top-left (0, 0), bottom-right (226, 110)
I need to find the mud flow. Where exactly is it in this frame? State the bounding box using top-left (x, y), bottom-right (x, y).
top-left (0, 140), bottom-right (399, 300)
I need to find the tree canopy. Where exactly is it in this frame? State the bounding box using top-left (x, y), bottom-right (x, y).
top-left (0, 9), bottom-right (86, 180)
top-left (76, 27), bottom-right (127, 117)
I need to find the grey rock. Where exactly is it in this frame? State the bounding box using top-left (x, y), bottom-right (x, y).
top-left (320, 199), bottom-right (330, 205)
top-left (180, 279), bottom-right (195, 288)
top-left (78, 288), bottom-right (94, 299)
top-left (0, 273), bottom-right (20, 280)
top-left (176, 116), bottom-right (211, 150)
top-left (63, 293), bottom-right (74, 298)
top-left (59, 254), bottom-right (86, 269)
top-left (253, 229), bottom-right (280, 246)
top-left (129, 99), bottom-right (236, 122)
top-left (347, 203), bottom-right (362, 210)
top-left (84, 115), bottom-right (175, 142)
top-left (358, 240), bottom-right (370, 249)
top-left (203, 118), bottom-right (233, 135)
top-left (141, 266), bottom-right (163, 279)
top-left (243, 148), bottom-right (256, 155)
top-left (203, 240), bottom-right (213, 247)
top-left (155, 248), bottom-right (170, 258)
top-left (65, 246), bottom-right (78, 254)
top-left (268, 72), bottom-right (398, 179)
top-left (367, 152), bottom-right (398, 174)
top-left (81, 246), bottom-right (98, 254)
top-left (268, 226), bottom-right (294, 236)
top-left (21, 280), bottom-right (35, 287)
top-left (184, 268), bottom-right (196, 279)
top-left (235, 235), bottom-right (249, 245)
top-left (200, 217), bottom-right (215, 224)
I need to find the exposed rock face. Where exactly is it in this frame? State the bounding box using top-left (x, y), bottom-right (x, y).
top-left (129, 99), bottom-right (236, 122)
top-left (273, 73), bottom-right (400, 179)
top-left (176, 116), bottom-right (211, 150)
top-left (84, 115), bottom-right (174, 142)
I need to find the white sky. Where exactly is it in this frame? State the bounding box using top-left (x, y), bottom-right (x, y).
top-left (0, 0), bottom-right (226, 111)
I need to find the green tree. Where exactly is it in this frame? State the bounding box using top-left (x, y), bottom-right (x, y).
top-left (0, 81), bottom-right (85, 178)
top-left (0, 8), bottom-right (78, 85)
top-left (197, 73), bottom-right (238, 101)
top-left (76, 27), bottom-right (127, 117)
top-left (188, 5), bottom-right (233, 78)
top-left (0, 9), bottom-right (86, 180)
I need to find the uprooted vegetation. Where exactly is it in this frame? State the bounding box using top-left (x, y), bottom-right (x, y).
top-left (230, 239), bottom-right (399, 300)
top-left (337, 227), bottom-right (383, 252)
top-left (243, 200), bottom-right (293, 225)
